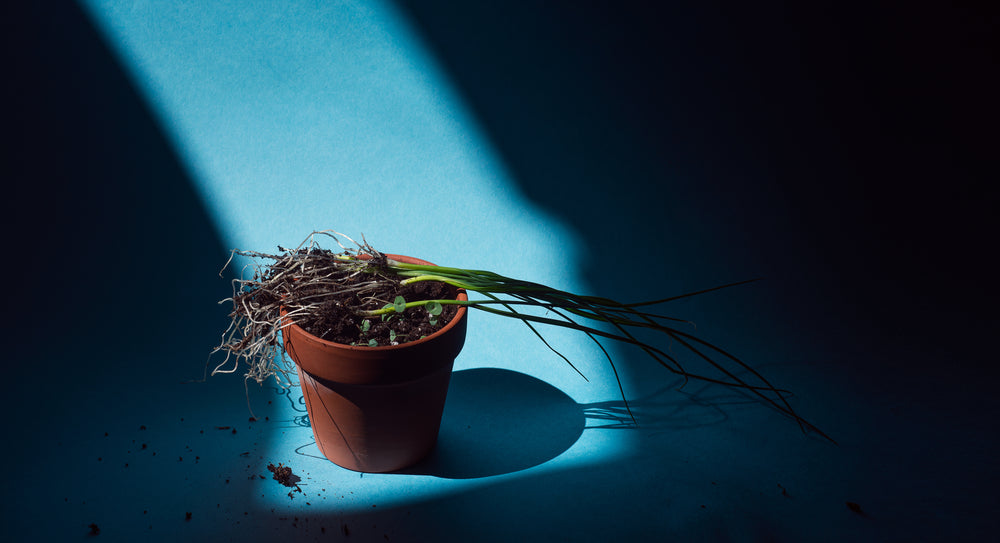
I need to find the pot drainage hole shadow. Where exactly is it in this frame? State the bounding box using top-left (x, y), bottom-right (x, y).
top-left (401, 368), bottom-right (584, 479)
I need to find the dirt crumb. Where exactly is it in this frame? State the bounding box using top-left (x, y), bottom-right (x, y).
top-left (268, 462), bottom-right (303, 496)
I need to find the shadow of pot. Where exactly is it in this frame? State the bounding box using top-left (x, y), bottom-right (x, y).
top-left (402, 368), bottom-right (586, 478)
top-left (283, 254), bottom-right (468, 473)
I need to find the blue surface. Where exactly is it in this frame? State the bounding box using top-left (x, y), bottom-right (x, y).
top-left (5, 1), bottom-right (997, 541)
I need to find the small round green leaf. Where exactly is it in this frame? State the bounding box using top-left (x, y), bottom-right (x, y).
top-left (393, 295), bottom-right (407, 314)
top-left (367, 339), bottom-right (378, 347)
top-left (426, 301), bottom-right (443, 316)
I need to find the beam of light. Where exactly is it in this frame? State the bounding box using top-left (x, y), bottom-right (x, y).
top-left (77, 0), bottom-right (632, 508)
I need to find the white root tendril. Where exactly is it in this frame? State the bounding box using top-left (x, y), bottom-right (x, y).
top-left (209, 230), bottom-right (383, 387)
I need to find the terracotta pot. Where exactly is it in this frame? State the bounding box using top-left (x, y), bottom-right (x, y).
top-left (282, 254), bottom-right (468, 473)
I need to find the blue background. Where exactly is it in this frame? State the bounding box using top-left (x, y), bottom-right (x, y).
top-left (4, 1), bottom-right (997, 541)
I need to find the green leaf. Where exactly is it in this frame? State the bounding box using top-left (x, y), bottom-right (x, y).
top-left (426, 301), bottom-right (443, 316)
top-left (361, 319), bottom-right (371, 333)
top-left (393, 295), bottom-right (407, 314)
top-left (367, 339), bottom-right (378, 347)
top-left (389, 329), bottom-right (397, 342)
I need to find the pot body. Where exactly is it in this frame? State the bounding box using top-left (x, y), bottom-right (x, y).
top-left (283, 254), bottom-right (468, 472)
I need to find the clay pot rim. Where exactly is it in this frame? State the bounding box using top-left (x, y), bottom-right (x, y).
top-left (280, 253), bottom-right (468, 352)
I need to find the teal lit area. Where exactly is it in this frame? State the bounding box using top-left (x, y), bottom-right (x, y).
top-left (6, 1), bottom-right (997, 541)
top-left (75, 0), bottom-right (631, 503)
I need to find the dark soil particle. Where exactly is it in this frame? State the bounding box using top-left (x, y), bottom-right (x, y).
top-left (268, 463), bottom-right (295, 486)
top-left (88, 523), bottom-right (100, 535)
top-left (268, 462), bottom-right (303, 497)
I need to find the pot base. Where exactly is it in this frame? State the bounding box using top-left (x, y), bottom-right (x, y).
top-left (296, 363), bottom-right (454, 473)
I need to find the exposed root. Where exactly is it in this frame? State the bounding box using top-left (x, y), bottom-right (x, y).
top-left (210, 231), bottom-right (387, 385)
